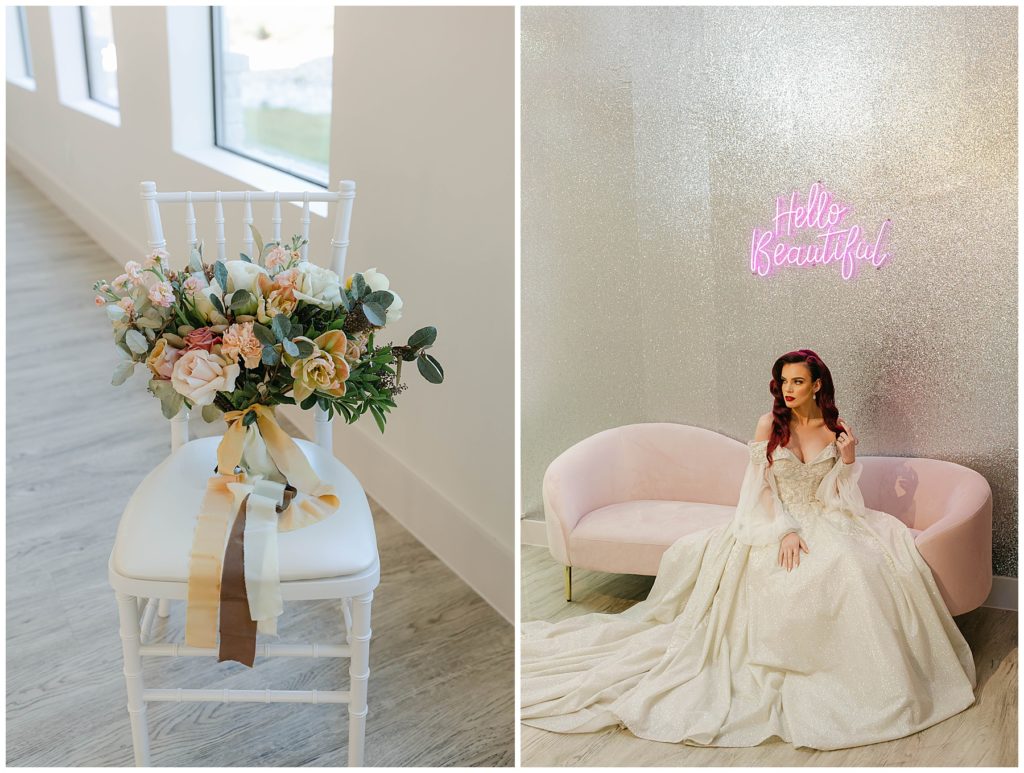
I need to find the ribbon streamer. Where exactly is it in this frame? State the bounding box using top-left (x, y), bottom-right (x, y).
top-left (184, 404), bottom-right (339, 658)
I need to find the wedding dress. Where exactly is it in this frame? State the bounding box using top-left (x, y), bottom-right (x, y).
top-left (521, 440), bottom-right (977, 750)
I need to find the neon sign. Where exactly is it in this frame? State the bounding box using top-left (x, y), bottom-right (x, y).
top-left (750, 182), bottom-right (891, 280)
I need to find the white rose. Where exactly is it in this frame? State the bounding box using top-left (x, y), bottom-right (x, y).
top-left (293, 262), bottom-right (343, 310)
top-left (385, 290), bottom-right (403, 323)
top-left (224, 259), bottom-right (269, 294)
top-left (171, 349), bottom-right (239, 407)
top-left (361, 267), bottom-right (391, 292)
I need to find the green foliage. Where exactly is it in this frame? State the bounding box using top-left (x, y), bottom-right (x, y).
top-left (417, 353), bottom-right (444, 384)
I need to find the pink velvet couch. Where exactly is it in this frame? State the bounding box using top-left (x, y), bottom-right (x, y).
top-left (543, 423), bottom-right (993, 616)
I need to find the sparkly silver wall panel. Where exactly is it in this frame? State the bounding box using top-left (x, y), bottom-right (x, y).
top-left (521, 6), bottom-right (1018, 577)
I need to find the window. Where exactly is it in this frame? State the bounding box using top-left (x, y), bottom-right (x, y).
top-left (211, 6), bottom-right (333, 187)
top-left (6, 6), bottom-right (34, 83)
top-left (80, 6), bottom-right (118, 108)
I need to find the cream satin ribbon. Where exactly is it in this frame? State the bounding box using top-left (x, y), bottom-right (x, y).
top-left (185, 404), bottom-right (340, 648)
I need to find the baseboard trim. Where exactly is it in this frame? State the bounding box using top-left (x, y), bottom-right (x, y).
top-left (287, 408), bottom-right (514, 623)
top-left (521, 515), bottom-right (1017, 613)
top-left (521, 516), bottom-right (547, 547)
top-left (984, 575), bottom-right (1017, 612)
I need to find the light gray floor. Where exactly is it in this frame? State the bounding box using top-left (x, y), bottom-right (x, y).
top-left (521, 545), bottom-right (1017, 767)
top-left (5, 165), bottom-right (514, 766)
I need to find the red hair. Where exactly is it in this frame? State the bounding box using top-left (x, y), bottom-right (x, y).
top-left (765, 349), bottom-right (843, 466)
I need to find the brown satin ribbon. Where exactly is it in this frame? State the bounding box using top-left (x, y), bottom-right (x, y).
top-left (216, 484), bottom-right (298, 667)
top-left (219, 494), bottom-right (257, 666)
top-left (185, 404), bottom-right (339, 654)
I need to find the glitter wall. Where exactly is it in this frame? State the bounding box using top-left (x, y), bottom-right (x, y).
top-left (521, 6), bottom-right (1018, 576)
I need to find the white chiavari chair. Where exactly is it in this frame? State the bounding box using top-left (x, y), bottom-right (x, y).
top-left (107, 180), bottom-right (380, 766)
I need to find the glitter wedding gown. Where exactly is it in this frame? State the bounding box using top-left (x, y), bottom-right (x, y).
top-left (521, 440), bottom-right (977, 750)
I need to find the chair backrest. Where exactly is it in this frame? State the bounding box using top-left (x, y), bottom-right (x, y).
top-left (139, 180), bottom-right (356, 455)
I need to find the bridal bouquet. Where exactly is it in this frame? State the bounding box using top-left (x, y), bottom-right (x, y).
top-left (92, 228), bottom-right (443, 431)
top-left (93, 228), bottom-right (443, 666)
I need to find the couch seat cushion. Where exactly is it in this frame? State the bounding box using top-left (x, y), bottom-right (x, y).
top-left (569, 499), bottom-right (734, 575)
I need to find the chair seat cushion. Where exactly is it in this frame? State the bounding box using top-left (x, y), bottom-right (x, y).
top-left (111, 436), bottom-right (378, 584)
top-left (569, 499), bottom-right (735, 575)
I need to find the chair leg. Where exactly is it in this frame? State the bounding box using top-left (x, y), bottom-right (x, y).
top-left (564, 565), bottom-right (572, 602)
top-left (157, 599), bottom-right (170, 618)
top-left (115, 592), bottom-right (151, 766)
top-left (347, 592), bottom-right (373, 766)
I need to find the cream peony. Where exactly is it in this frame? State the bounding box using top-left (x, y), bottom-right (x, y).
top-left (346, 267), bottom-right (403, 323)
top-left (171, 348), bottom-right (239, 406)
top-left (224, 259), bottom-right (269, 295)
top-left (292, 262), bottom-right (343, 310)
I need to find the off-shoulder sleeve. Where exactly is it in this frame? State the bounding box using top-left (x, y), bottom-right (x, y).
top-left (815, 456), bottom-right (868, 517)
top-left (731, 441), bottom-right (803, 546)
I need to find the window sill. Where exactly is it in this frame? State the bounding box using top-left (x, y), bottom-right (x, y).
top-left (63, 97), bottom-right (121, 127)
top-left (172, 144), bottom-right (330, 218)
top-left (6, 75), bottom-right (36, 92)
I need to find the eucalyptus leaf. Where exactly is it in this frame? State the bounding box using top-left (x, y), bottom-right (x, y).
top-left (189, 247), bottom-right (204, 272)
top-left (338, 292), bottom-right (353, 312)
top-left (295, 340), bottom-right (315, 358)
top-left (214, 260), bottom-right (228, 290)
top-left (229, 289), bottom-right (253, 310)
top-left (106, 304), bottom-right (126, 322)
top-left (111, 360), bottom-right (135, 386)
top-left (282, 338), bottom-right (299, 357)
top-left (362, 301), bottom-right (386, 327)
top-left (210, 293), bottom-right (226, 316)
top-left (201, 404), bottom-right (222, 423)
top-left (408, 326), bottom-right (437, 349)
top-left (252, 323), bottom-right (276, 346)
top-left (353, 273), bottom-right (367, 299)
top-left (239, 252), bottom-right (252, 263)
top-left (159, 392), bottom-right (184, 419)
top-left (271, 314), bottom-right (290, 341)
top-left (417, 353), bottom-right (444, 384)
top-left (135, 316), bottom-right (161, 329)
top-left (125, 329), bottom-right (149, 355)
top-left (262, 345), bottom-right (281, 366)
top-left (365, 290), bottom-right (393, 309)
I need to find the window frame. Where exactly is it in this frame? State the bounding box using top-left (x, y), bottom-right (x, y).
top-left (17, 6), bottom-right (33, 79)
top-left (208, 6), bottom-right (331, 188)
top-left (79, 5), bottom-right (119, 110)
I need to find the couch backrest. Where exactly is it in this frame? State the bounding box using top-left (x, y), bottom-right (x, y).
top-left (857, 456), bottom-right (991, 531)
top-left (557, 423), bottom-right (749, 509)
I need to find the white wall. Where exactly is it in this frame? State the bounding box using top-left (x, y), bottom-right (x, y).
top-left (7, 5), bottom-right (515, 620)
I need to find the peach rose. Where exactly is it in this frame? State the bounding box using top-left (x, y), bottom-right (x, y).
top-left (184, 326), bottom-right (222, 352)
top-left (170, 349), bottom-right (239, 407)
top-left (221, 321), bottom-right (264, 369)
top-left (146, 337), bottom-right (183, 380)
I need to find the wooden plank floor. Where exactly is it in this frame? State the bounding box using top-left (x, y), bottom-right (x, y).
top-left (521, 545), bottom-right (1018, 767)
top-left (5, 165), bottom-right (514, 767)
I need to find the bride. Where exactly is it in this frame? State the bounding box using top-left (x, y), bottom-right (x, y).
top-left (521, 349), bottom-right (977, 750)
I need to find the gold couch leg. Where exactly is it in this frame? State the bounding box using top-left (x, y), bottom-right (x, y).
top-left (564, 565), bottom-right (572, 602)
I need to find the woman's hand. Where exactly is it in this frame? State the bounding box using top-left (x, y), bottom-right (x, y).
top-left (836, 419), bottom-right (858, 464)
top-left (778, 532), bottom-right (809, 572)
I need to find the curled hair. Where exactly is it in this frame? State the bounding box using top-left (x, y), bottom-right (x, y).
top-left (765, 349), bottom-right (843, 466)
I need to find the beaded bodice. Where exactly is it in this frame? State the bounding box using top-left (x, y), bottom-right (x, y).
top-left (753, 441), bottom-right (838, 507)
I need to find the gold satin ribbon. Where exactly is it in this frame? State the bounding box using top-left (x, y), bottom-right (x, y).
top-left (184, 404), bottom-right (340, 650)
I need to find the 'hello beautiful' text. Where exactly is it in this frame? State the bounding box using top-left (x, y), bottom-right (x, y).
top-left (750, 183), bottom-right (891, 280)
